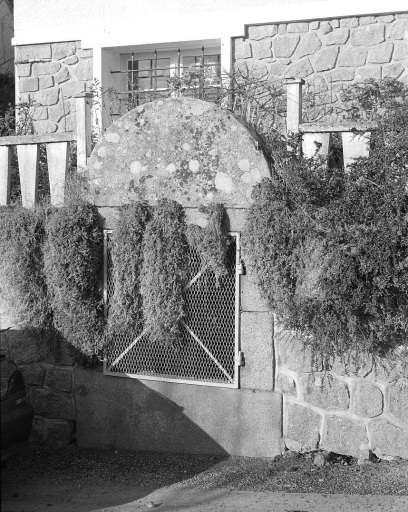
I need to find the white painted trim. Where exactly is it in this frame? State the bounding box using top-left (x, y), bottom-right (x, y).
top-left (12, 1), bottom-right (408, 47)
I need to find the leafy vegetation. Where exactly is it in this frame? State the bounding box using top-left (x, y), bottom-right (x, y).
top-left (244, 79), bottom-right (408, 369)
top-left (140, 199), bottom-right (189, 347)
top-left (43, 203), bottom-right (104, 357)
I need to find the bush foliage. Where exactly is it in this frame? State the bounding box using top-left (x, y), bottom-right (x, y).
top-left (108, 202), bottom-right (150, 337)
top-left (0, 205), bottom-right (52, 330)
top-left (244, 82), bottom-right (408, 369)
top-left (44, 203), bottom-right (104, 356)
top-left (140, 199), bottom-right (189, 347)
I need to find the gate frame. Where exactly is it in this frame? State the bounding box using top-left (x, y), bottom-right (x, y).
top-left (102, 229), bottom-right (241, 389)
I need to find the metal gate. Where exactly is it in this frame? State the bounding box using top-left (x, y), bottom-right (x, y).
top-left (103, 231), bottom-right (241, 388)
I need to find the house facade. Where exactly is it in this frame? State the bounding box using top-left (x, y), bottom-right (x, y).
top-left (6, 0), bottom-right (408, 458)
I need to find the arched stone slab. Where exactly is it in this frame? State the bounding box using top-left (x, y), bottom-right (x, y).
top-left (87, 98), bottom-right (270, 208)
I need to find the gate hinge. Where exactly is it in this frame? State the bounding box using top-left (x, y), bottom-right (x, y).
top-left (236, 351), bottom-right (245, 367)
top-left (236, 260), bottom-right (245, 275)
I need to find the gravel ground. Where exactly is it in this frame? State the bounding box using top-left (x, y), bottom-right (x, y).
top-left (2, 446), bottom-right (408, 496)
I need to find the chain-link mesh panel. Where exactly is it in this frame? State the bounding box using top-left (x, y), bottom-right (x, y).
top-left (104, 232), bottom-right (238, 385)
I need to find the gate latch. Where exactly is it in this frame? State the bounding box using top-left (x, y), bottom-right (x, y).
top-left (236, 260), bottom-right (245, 275)
top-left (237, 351), bottom-right (245, 367)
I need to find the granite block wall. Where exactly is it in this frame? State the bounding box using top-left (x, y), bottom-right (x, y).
top-left (234, 12), bottom-right (408, 118)
top-left (15, 41), bottom-right (93, 134)
top-left (275, 319), bottom-right (408, 460)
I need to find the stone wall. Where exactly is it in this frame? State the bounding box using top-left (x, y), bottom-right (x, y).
top-left (275, 319), bottom-right (408, 460)
top-left (15, 41), bottom-right (93, 134)
top-left (234, 13), bottom-right (408, 102)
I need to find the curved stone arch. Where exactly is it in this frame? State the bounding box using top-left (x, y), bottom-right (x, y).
top-left (87, 97), bottom-right (270, 216)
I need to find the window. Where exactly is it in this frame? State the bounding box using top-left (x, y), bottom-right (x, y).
top-left (117, 45), bottom-right (222, 105)
top-left (103, 231), bottom-right (240, 387)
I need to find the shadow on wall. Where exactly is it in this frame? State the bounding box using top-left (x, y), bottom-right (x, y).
top-left (75, 366), bottom-right (230, 456)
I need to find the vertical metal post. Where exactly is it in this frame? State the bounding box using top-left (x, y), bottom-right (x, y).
top-left (177, 48), bottom-right (181, 76)
top-left (131, 52), bottom-right (135, 92)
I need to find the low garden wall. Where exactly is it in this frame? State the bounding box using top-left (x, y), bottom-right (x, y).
top-left (275, 320), bottom-right (408, 460)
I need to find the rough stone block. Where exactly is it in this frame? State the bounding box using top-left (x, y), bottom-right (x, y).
top-left (48, 102), bottom-right (69, 123)
top-left (369, 421), bottom-right (408, 459)
top-left (15, 44), bottom-right (51, 62)
top-left (367, 353), bottom-right (408, 383)
top-left (331, 19), bottom-right (340, 28)
top-left (268, 61), bottom-right (287, 77)
top-left (19, 77), bottom-right (39, 93)
top-left (74, 59), bottom-right (93, 81)
top-left (310, 21), bottom-right (319, 30)
top-left (275, 325), bottom-right (319, 372)
top-left (319, 21), bottom-right (332, 35)
top-left (294, 32), bottom-right (322, 59)
top-left (45, 368), bottom-right (72, 393)
top-left (32, 120), bottom-right (58, 134)
top-left (276, 373), bottom-right (297, 396)
top-left (76, 48), bottom-right (93, 59)
top-left (285, 403), bottom-right (321, 451)
top-left (61, 80), bottom-right (86, 98)
top-left (273, 35), bottom-right (300, 58)
top-left (63, 55), bottom-right (79, 65)
top-left (39, 75), bottom-right (54, 89)
top-left (32, 105), bottom-right (48, 121)
top-left (16, 63), bottom-right (31, 77)
top-left (240, 311), bottom-right (274, 390)
top-left (337, 48), bottom-right (367, 67)
top-left (0, 328), bottom-right (51, 365)
top-left (32, 61), bottom-right (61, 76)
top-left (355, 66), bottom-right (382, 81)
top-left (287, 22), bottom-right (309, 33)
top-left (248, 25), bottom-right (278, 40)
top-left (394, 41), bottom-right (408, 61)
top-left (340, 17), bottom-right (359, 28)
top-left (30, 388), bottom-right (74, 419)
top-left (352, 382), bottom-right (383, 417)
top-left (368, 42), bottom-right (393, 63)
top-left (285, 58), bottom-right (314, 78)
top-left (34, 88), bottom-right (59, 106)
top-left (324, 28), bottom-right (350, 46)
top-left (30, 417), bottom-right (73, 448)
top-left (234, 39), bottom-right (252, 59)
top-left (382, 63), bottom-right (405, 79)
top-left (389, 380), bottom-right (408, 426)
top-left (301, 374), bottom-right (349, 410)
top-left (240, 275), bottom-right (269, 312)
top-left (248, 61), bottom-right (269, 79)
top-left (251, 40), bottom-right (272, 60)
top-left (55, 66), bottom-right (70, 84)
top-left (278, 24), bottom-right (286, 34)
top-left (360, 16), bottom-right (377, 26)
top-left (314, 47), bottom-right (339, 72)
top-left (387, 19), bottom-right (408, 39)
top-left (377, 15), bottom-right (394, 23)
top-left (322, 416), bottom-right (368, 457)
top-left (327, 68), bottom-right (355, 81)
top-left (52, 41), bottom-right (77, 61)
top-left (351, 24), bottom-right (385, 46)
top-left (75, 367), bottom-right (283, 457)
top-left (21, 364), bottom-right (45, 386)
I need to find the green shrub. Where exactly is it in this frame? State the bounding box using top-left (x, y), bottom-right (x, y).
top-left (186, 203), bottom-right (228, 283)
top-left (108, 202), bottom-right (151, 337)
top-left (43, 203), bottom-right (104, 356)
top-left (0, 204), bottom-right (52, 329)
top-left (244, 91), bottom-right (408, 369)
top-left (140, 199), bottom-right (188, 347)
